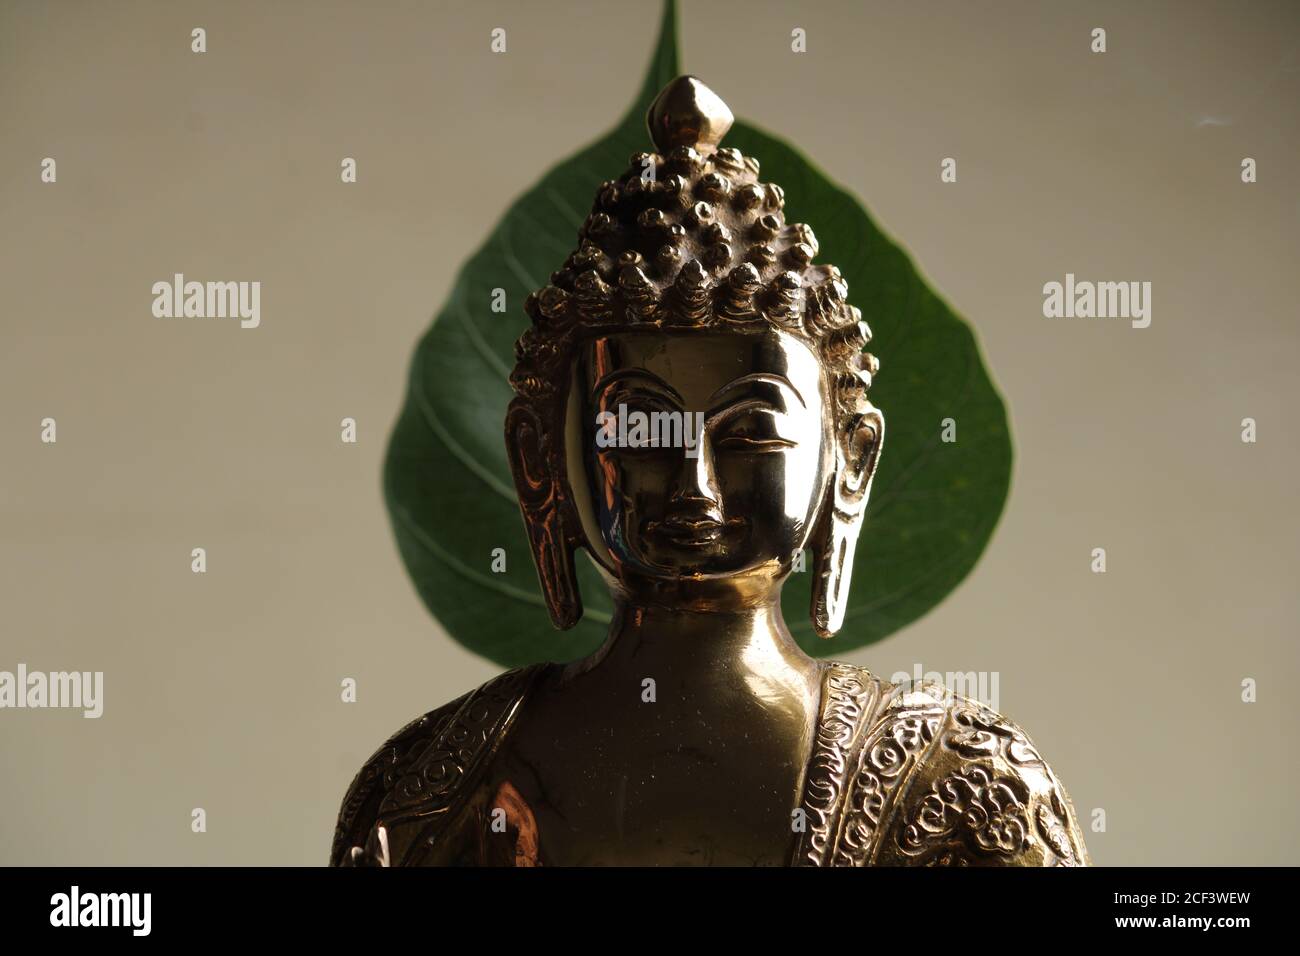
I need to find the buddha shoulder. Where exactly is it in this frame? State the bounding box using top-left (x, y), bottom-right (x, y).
top-left (329, 665), bottom-right (543, 866)
top-left (796, 663), bottom-right (1090, 867)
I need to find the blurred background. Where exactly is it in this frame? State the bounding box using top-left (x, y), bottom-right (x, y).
top-left (1, 0), bottom-right (1297, 865)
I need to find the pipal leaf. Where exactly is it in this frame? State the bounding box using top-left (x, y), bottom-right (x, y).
top-left (384, 0), bottom-right (1012, 667)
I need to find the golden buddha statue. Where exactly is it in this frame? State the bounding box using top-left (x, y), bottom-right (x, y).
top-left (331, 77), bottom-right (1089, 868)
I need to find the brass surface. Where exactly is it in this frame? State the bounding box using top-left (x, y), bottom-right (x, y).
top-left (333, 77), bottom-right (1088, 867)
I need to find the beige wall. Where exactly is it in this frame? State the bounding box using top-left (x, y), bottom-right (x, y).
top-left (1, 0), bottom-right (1297, 865)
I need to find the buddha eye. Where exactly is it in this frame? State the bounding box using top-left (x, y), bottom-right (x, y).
top-left (715, 435), bottom-right (796, 452)
top-left (712, 411), bottom-right (797, 453)
top-left (596, 394), bottom-right (687, 454)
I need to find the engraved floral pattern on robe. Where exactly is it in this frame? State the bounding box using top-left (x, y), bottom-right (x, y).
top-left (897, 765), bottom-right (1033, 860)
top-left (794, 665), bottom-right (1089, 867)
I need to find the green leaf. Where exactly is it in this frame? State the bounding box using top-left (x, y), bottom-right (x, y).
top-left (384, 0), bottom-right (1012, 667)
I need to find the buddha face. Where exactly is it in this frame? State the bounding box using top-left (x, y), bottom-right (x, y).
top-left (564, 329), bottom-right (832, 587)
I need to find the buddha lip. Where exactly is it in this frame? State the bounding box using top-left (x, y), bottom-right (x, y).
top-left (648, 514), bottom-right (724, 546)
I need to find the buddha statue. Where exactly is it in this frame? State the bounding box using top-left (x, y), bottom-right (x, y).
top-left (331, 77), bottom-right (1089, 867)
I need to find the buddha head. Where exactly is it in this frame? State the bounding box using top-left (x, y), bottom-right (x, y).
top-left (505, 77), bottom-right (883, 638)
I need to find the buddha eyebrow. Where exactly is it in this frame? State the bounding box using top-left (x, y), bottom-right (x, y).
top-left (591, 368), bottom-right (684, 405)
top-left (708, 373), bottom-right (806, 408)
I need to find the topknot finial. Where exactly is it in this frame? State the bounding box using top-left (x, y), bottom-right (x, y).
top-left (511, 75), bottom-right (877, 405)
top-left (647, 76), bottom-right (734, 153)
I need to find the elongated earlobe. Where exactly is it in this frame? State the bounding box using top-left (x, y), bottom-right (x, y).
top-left (505, 402), bottom-right (583, 629)
top-left (809, 407), bottom-right (883, 637)
top-left (809, 488), bottom-right (858, 637)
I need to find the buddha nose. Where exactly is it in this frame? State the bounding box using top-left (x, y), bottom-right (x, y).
top-left (668, 437), bottom-right (722, 518)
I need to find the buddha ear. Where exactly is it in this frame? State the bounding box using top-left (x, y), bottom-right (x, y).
top-left (505, 401), bottom-right (583, 630)
top-left (809, 406), bottom-right (884, 638)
